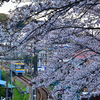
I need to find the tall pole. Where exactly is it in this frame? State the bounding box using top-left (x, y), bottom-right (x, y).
top-left (31, 43), bottom-right (32, 68)
top-left (6, 64), bottom-right (8, 100)
top-left (2, 50), bottom-right (8, 100)
top-left (88, 88), bottom-right (90, 100)
top-left (11, 61), bottom-right (12, 94)
top-left (33, 40), bottom-right (37, 100)
top-left (10, 39), bottom-right (12, 100)
top-left (31, 43), bottom-right (33, 79)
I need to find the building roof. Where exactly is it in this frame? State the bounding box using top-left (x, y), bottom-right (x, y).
top-left (0, 80), bottom-right (6, 85)
top-left (75, 49), bottom-right (95, 59)
top-left (4, 83), bottom-right (15, 88)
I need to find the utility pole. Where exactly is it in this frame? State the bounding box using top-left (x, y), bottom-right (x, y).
top-left (10, 47), bottom-right (12, 100)
top-left (30, 43), bottom-right (33, 79)
top-left (31, 43), bottom-right (33, 68)
top-left (6, 59), bottom-right (8, 100)
top-left (2, 45), bottom-right (8, 100)
top-left (88, 88), bottom-right (90, 100)
top-left (46, 47), bottom-right (48, 66)
top-left (33, 40), bottom-right (37, 100)
top-left (10, 39), bottom-right (12, 100)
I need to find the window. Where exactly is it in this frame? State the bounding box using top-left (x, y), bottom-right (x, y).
top-left (15, 65), bottom-right (24, 69)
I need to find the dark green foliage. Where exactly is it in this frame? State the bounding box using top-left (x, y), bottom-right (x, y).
top-left (0, 86), bottom-right (6, 97)
top-left (16, 21), bottom-right (26, 29)
top-left (0, 13), bottom-right (8, 22)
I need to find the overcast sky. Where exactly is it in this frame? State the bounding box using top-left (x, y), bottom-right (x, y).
top-left (0, 1), bottom-right (16, 14)
top-left (0, 1), bottom-right (31, 14)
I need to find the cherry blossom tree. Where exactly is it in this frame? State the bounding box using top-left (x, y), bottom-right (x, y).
top-left (1, 0), bottom-right (100, 99)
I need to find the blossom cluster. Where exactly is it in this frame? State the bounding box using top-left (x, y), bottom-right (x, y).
top-left (1, 0), bottom-right (100, 99)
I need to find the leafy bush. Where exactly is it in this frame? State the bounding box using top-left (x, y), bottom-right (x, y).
top-left (0, 86), bottom-right (6, 97)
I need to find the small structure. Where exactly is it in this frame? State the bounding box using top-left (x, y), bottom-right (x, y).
top-left (0, 80), bottom-right (6, 86)
top-left (4, 83), bottom-right (15, 98)
top-left (4, 83), bottom-right (15, 89)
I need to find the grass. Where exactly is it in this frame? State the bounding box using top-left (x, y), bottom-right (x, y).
top-left (12, 79), bottom-right (29, 100)
top-left (12, 77), bottom-right (30, 100)
top-left (25, 74), bottom-right (31, 78)
top-left (13, 88), bottom-right (29, 100)
top-left (14, 79), bottom-right (26, 91)
top-left (23, 94), bottom-right (30, 100)
top-left (1, 71), bottom-right (30, 100)
top-left (13, 88), bottom-right (24, 100)
top-left (12, 80), bottom-right (29, 100)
